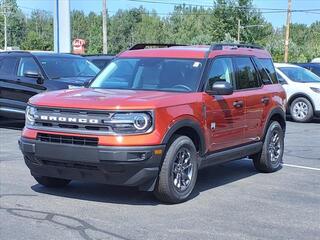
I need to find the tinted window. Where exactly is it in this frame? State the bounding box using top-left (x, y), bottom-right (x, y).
top-left (91, 58), bottom-right (204, 92)
top-left (276, 72), bottom-right (287, 84)
top-left (17, 57), bottom-right (41, 77)
top-left (0, 57), bottom-right (18, 75)
top-left (91, 59), bottom-right (112, 70)
top-left (205, 58), bottom-right (235, 91)
top-left (37, 57), bottom-right (100, 79)
top-left (258, 58), bottom-right (278, 83)
top-left (234, 57), bottom-right (261, 90)
top-left (279, 67), bottom-right (320, 83)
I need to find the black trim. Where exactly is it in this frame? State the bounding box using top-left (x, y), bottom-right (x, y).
top-left (315, 111), bottom-right (320, 117)
top-left (262, 107), bottom-right (286, 140)
top-left (129, 43), bottom-right (186, 50)
top-left (200, 142), bottom-right (263, 169)
top-left (161, 119), bottom-right (206, 156)
top-left (19, 137), bottom-right (165, 191)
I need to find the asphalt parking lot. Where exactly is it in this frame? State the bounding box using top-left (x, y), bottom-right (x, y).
top-left (0, 118), bottom-right (319, 240)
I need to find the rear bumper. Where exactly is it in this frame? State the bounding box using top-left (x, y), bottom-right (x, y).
top-left (19, 137), bottom-right (165, 191)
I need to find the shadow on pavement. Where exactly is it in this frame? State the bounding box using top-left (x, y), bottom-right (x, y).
top-left (32, 159), bottom-right (258, 205)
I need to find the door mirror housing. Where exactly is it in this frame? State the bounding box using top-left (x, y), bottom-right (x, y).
top-left (24, 71), bottom-right (44, 84)
top-left (206, 81), bottom-right (234, 96)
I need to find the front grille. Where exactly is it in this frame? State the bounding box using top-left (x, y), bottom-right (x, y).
top-left (33, 108), bottom-right (113, 134)
top-left (37, 133), bottom-right (98, 146)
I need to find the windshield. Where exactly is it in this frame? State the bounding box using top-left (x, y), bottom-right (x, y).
top-left (90, 58), bottom-right (204, 92)
top-left (279, 67), bottom-right (320, 83)
top-left (37, 56), bottom-right (100, 79)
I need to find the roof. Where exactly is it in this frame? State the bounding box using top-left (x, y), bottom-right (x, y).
top-left (118, 45), bottom-right (271, 59)
top-left (274, 63), bottom-right (301, 68)
top-left (0, 50), bottom-right (84, 58)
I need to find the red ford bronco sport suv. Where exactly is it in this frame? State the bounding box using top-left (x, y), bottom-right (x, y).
top-left (19, 43), bottom-right (286, 203)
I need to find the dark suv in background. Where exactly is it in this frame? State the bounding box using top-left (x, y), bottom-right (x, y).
top-left (0, 51), bottom-right (100, 119)
top-left (84, 54), bottom-right (114, 70)
top-left (294, 62), bottom-right (320, 77)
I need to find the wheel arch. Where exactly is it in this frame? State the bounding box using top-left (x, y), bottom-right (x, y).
top-left (287, 93), bottom-right (315, 113)
top-left (262, 107), bottom-right (286, 140)
top-left (161, 119), bottom-right (206, 157)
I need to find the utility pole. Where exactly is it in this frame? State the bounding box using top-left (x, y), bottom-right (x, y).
top-left (237, 19), bottom-right (241, 43)
top-left (102, 0), bottom-right (107, 54)
top-left (1, 0), bottom-right (8, 50)
top-left (284, 0), bottom-right (292, 63)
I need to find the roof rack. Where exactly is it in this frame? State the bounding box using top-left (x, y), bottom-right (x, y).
top-left (129, 43), bottom-right (186, 50)
top-left (210, 43), bottom-right (263, 50)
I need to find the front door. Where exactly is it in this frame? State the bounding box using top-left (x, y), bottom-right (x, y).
top-left (204, 57), bottom-right (246, 152)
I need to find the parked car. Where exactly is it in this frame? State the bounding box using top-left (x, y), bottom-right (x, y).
top-left (311, 58), bottom-right (320, 63)
top-left (0, 51), bottom-right (100, 119)
top-left (275, 63), bottom-right (320, 122)
top-left (84, 54), bottom-right (114, 70)
top-left (19, 43), bottom-right (286, 203)
top-left (293, 62), bottom-right (320, 77)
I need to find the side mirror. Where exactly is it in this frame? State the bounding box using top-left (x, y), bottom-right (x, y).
top-left (206, 81), bottom-right (233, 96)
top-left (24, 71), bottom-right (44, 84)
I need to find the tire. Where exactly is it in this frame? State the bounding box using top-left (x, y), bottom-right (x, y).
top-left (290, 97), bottom-right (314, 123)
top-left (34, 176), bottom-right (71, 188)
top-left (252, 121), bottom-right (284, 173)
top-left (154, 135), bottom-right (198, 203)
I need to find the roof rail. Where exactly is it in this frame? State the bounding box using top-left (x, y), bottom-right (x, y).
top-left (0, 50), bottom-right (31, 54)
top-left (210, 43), bottom-right (263, 50)
top-left (129, 43), bottom-right (186, 50)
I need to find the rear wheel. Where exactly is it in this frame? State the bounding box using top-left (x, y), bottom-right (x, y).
top-left (154, 135), bottom-right (198, 203)
top-left (252, 121), bottom-right (284, 173)
top-left (290, 97), bottom-right (314, 123)
top-left (34, 176), bottom-right (71, 188)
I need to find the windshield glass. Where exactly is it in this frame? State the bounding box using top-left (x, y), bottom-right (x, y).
top-left (90, 58), bottom-right (204, 92)
top-left (279, 67), bottom-right (320, 83)
top-left (37, 56), bottom-right (100, 79)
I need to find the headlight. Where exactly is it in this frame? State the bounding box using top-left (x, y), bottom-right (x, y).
top-left (25, 106), bottom-right (37, 125)
top-left (110, 112), bottom-right (153, 134)
top-left (310, 87), bottom-right (320, 93)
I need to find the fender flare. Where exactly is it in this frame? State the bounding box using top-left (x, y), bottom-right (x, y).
top-left (161, 119), bottom-right (206, 156)
top-left (262, 107), bottom-right (286, 140)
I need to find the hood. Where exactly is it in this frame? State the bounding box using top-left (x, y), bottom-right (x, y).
top-left (294, 81), bottom-right (320, 88)
top-left (50, 76), bottom-right (93, 86)
top-left (29, 88), bottom-right (202, 110)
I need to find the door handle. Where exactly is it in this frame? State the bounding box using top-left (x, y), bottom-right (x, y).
top-left (233, 100), bottom-right (244, 108)
top-left (261, 97), bottom-right (270, 104)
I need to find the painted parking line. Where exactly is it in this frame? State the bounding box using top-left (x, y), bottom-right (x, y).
top-left (283, 163), bottom-right (320, 171)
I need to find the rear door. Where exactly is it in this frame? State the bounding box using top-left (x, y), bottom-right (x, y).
top-left (14, 56), bottom-right (46, 107)
top-left (204, 57), bottom-right (246, 152)
top-left (233, 57), bottom-right (271, 143)
top-left (0, 56), bottom-right (20, 112)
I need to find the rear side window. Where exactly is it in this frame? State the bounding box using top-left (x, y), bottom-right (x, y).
top-left (258, 58), bottom-right (278, 84)
top-left (234, 57), bottom-right (261, 90)
top-left (0, 57), bottom-right (18, 75)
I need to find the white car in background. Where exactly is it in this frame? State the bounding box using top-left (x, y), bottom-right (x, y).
top-left (275, 63), bottom-right (320, 122)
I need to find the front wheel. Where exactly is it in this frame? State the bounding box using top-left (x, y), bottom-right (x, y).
top-left (154, 135), bottom-right (198, 203)
top-left (290, 97), bottom-right (314, 123)
top-left (252, 121), bottom-right (284, 173)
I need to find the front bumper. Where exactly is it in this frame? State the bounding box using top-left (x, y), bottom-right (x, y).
top-left (19, 137), bottom-right (165, 191)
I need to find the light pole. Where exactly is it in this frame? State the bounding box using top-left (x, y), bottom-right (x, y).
top-left (102, 0), bottom-right (107, 54)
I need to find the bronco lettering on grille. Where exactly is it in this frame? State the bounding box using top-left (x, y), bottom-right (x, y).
top-left (39, 115), bottom-right (99, 124)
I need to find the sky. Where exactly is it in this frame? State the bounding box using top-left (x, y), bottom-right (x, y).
top-left (16, 0), bottom-right (320, 28)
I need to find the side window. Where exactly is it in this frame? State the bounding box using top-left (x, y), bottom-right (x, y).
top-left (276, 72), bottom-right (287, 85)
top-left (258, 58), bottom-right (278, 84)
top-left (205, 57), bottom-right (235, 91)
top-left (0, 57), bottom-right (18, 76)
top-left (234, 57), bottom-right (261, 90)
top-left (17, 57), bottom-right (41, 77)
